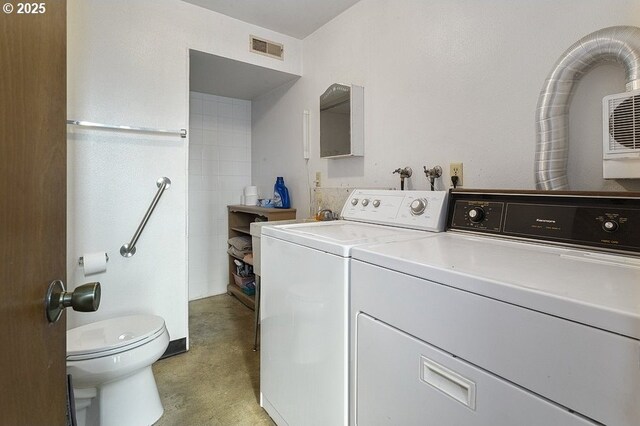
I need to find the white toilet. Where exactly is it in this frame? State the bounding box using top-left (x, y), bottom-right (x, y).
top-left (66, 314), bottom-right (170, 426)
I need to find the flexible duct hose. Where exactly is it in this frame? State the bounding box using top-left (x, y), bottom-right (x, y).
top-left (535, 26), bottom-right (640, 190)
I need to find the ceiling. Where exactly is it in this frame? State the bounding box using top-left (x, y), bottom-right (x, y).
top-left (182, 0), bottom-right (361, 39)
top-left (189, 50), bottom-right (300, 100)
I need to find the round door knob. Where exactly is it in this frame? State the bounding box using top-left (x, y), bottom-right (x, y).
top-left (602, 220), bottom-right (619, 233)
top-left (46, 280), bottom-right (101, 323)
top-left (372, 200), bottom-right (381, 208)
top-left (351, 198), bottom-right (359, 206)
top-left (362, 199), bottom-right (370, 206)
top-left (67, 282), bottom-right (102, 312)
top-left (468, 207), bottom-right (485, 223)
top-left (410, 198), bottom-right (428, 216)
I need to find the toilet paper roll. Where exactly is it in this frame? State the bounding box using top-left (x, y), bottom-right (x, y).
top-left (244, 195), bottom-right (258, 206)
top-left (82, 252), bottom-right (107, 275)
top-left (244, 186), bottom-right (258, 196)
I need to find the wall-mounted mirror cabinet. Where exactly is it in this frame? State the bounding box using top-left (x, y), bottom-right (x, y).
top-left (320, 83), bottom-right (364, 158)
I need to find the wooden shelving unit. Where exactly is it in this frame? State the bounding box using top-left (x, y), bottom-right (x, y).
top-left (227, 205), bottom-right (296, 310)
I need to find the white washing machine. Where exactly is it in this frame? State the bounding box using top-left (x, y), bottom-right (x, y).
top-left (260, 189), bottom-right (449, 426)
top-left (350, 189), bottom-right (640, 426)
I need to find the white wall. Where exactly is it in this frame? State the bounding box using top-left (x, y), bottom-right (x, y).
top-left (252, 0), bottom-right (640, 218)
top-left (188, 92), bottom-right (252, 300)
top-left (67, 0), bottom-right (301, 344)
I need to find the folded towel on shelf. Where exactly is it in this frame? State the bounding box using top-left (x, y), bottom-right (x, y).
top-left (227, 245), bottom-right (249, 259)
top-left (228, 236), bottom-right (252, 252)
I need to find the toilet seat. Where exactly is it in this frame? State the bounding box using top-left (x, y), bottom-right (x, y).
top-left (67, 315), bottom-right (166, 361)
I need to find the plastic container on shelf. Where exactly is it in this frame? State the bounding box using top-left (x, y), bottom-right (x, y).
top-left (273, 176), bottom-right (291, 209)
top-left (233, 272), bottom-right (255, 288)
top-left (242, 281), bottom-right (256, 296)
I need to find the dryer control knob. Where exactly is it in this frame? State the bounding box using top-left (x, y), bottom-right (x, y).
top-left (372, 199), bottom-right (381, 208)
top-left (351, 198), bottom-right (359, 206)
top-left (468, 207), bottom-right (485, 223)
top-left (410, 198), bottom-right (428, 216)
top-left (362, 199), bottom-right (370, 206)
top-left (602, 220), bottom-right (619, 233)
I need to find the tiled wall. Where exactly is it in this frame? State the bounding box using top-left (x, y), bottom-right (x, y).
top-left (188, 91), bottom-right (251, 300)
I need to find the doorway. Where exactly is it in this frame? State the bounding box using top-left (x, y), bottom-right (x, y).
top-left (186, 50), bottom-right (299, 302)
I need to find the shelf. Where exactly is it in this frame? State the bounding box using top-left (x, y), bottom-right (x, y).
top-left (227, 204), bottom-right (296, 314)
top-left (228, 252), bottom-right (245, 261)
top-left (230, 226), bottom-right (251, 235)
top-left (227, 284), bottom-right (255, 310)
top-left (229, 252), bottom-right (254, 267)
top-left (228, 205), bottom-right (297, 221)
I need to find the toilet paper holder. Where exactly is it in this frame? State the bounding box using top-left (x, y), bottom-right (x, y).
top-left (78, 253), bottom-right (109, 266)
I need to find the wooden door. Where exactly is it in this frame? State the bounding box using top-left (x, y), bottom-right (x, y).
top-left (0, 1), bottom-right (68, 425)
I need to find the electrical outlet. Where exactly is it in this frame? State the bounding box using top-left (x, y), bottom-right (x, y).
top-left (315, 171), bottom-right (321, 187)
top-left (450, 163), bottom-right (463, 186)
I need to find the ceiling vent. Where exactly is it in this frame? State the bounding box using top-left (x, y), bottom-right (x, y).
top-left (250, 35), bottom-right (284, 60)
top-left (603, 89), bottom-right (640, 178)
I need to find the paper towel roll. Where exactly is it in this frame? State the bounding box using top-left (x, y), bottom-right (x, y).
top-left (244, 194), bottom-right (258, 206)
top-left (82, 252), bottom-right (107, 275)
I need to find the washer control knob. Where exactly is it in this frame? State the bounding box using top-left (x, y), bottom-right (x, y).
top-left (410, 198), bottom-right (428, 216)
top-left (602, 220), bottom-right (619, 233)
top-left (372, 199), bottom-right (381, 208)
top-left (351, 198), bottom-right (359, 206)
top-left (362, 199), bottom-right (370, 206)
top-left (468, 207), bottom-right (485, 223)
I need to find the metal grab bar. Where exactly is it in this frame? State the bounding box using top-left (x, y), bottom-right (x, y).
top-left (120, 177), bottom-right (171, 258)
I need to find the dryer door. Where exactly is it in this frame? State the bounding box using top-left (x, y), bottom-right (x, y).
top-left (355, 313), bottom-right (595, 426)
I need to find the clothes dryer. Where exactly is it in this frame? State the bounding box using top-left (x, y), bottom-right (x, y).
top-left (350, 190), bottom-right (640, 426)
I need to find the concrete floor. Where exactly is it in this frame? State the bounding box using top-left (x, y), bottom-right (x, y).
top-left (153, 294), bottom-right (274, 425)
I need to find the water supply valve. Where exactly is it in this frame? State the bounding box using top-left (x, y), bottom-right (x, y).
top-left (423, 165), bottom-right (443, 191)
top-left (393, 167), bottom-right (413, 190)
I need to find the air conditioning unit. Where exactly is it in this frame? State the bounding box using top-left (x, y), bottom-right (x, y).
top-left (603, 89), bottom-right (640, 179)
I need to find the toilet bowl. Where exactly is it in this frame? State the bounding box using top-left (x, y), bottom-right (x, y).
top-left (67, 315), bottom-right (170, 426)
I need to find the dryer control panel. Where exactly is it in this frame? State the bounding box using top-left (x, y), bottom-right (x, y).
top-left (448, 189), bottom-right (640, 254)
top-left (341, 189), bottom-right (448, 232)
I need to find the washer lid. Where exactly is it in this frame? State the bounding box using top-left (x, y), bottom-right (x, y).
top-left (67, 314), bottom-right (165, 357)
top-left (262, 220), bottom-right (425, 257)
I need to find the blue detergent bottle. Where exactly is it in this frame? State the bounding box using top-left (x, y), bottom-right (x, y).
top-left (273, 177), bottom-right (290, 209)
